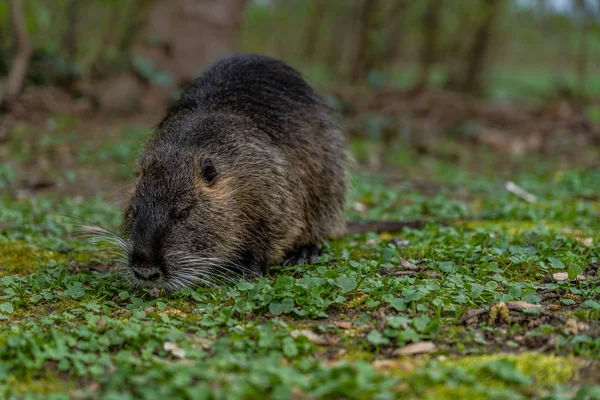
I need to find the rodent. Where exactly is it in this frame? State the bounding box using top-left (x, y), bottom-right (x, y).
top-left (120, 54), bottom-right (419, 290)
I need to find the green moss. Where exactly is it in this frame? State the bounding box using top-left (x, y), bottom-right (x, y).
top-left (0, 241), bottom-right (68, 276)
top-left (418, 386), bottom-right (493, 400)
top-left (1, 299), bottom-right (85, 327)
top-left (411, 353), bottom-right (581, 399)
top-left (449, 353), bottom-right (578, 384)
top-left (343, 349), bottom-right (374, 362)
top-left (3, 373), bottom-right (73, 398)
top-left (460, 220), bottom-right (578, 236)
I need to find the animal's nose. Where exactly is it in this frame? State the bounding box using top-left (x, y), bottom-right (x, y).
top-left (132, 267), bottom-right (162, 281)
top-left (129, 247), bottom-right (163, 281)
top-left (130, 248), bottom-right (152, 266)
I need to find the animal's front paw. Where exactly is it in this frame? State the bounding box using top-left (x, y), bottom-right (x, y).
top-left (283, 244), bottom-right (321, 266)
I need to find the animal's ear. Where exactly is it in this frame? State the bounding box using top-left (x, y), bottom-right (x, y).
top-left (200, 157), bottom-right (218, 185)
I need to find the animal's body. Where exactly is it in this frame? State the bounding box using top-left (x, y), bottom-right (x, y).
top-left (121, 54), bottom-right (347, 289)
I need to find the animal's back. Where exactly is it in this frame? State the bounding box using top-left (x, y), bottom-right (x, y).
top-left (169, 54), bottom-right (327, 139)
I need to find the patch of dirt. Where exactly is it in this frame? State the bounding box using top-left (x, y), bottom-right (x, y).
top-left (1, 86), bottom-right (160, 199)
top-left (457, 302), bottom-right (599, 355)
top-left (585, 262), bottom-right (599, 277)
top-left (579, 360), bottom-right (600, 385)
top-left (336, 88), bottom-right (600, 161)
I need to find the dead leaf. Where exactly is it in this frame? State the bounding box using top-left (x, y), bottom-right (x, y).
top-left (187, 334), bottom-right (214, 350)
top-left (163, 342), bottom-right (186, 359)
top-left (392, 271), bottom-right (416, 276)
top-left (564, 292), bottom-right (582, 302)
top-left (353, 202), bottom-right (367, 213)
top-left (393, 341), bottom-right (437, 356)
top-left (553, 272), bottom-right (568, 281)
top-left (399, 258), bottom-right (419, 271)
top-left (507, 301), bottom-right (542, 310)
top-left (391, 238), bottom-right (411, 248)
top-left (459, 308), bottom-right (486, 323)
top-left (540, 101), bottom-right (573, 120)
top-left (566, 318), bottom-right (589, 335)
top-left (86, 382), bottom-right (100, 392)
top-left (528, 319), bottom-right (541, 328)
top-left (333, 321), bottom-right (352, 329)
top-left (372, 359), bottom-right (418, 374)
top-left (372, 359), bottom-right (401, 370)
top-left (158, 308), bottom-right (189, 318)
top-left (291, 329), bottom-right (331, 345)
top-left (345, 324), bottom-right (371, 338)
top-left (423, 270), bottom-right (441, 279)
top-left (552, 272), bottom-right (586, 281)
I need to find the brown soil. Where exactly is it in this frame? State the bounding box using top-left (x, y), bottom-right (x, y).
top-left (336, 87), bottom-right (600, 160)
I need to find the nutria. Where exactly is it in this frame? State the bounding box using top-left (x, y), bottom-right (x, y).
top-left (109, 54), bottom-right (419, 290)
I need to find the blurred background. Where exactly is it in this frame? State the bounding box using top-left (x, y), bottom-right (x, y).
top-left (0, 0), bottom-right (599, 198)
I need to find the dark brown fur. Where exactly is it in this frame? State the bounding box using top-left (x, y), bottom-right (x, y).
top-left (121, 54), bottom-right (347, 289)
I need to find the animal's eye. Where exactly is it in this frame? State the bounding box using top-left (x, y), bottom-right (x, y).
top-left (200, 157), bottom-right (218, 185)
top-left (176, 208), bottom-right (190, 220)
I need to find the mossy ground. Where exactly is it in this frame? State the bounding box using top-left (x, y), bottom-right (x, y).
top-left (0, 114), bottom-right (599, 399)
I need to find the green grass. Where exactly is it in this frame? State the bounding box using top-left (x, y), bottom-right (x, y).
top-left (0, 118), bottom-right (599, 399)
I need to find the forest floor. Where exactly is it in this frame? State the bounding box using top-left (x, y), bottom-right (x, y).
top-left (0, 95), bottom-right (599, 399)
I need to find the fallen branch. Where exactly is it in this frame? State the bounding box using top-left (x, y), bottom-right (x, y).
top-left (505, 181), bottom-right (538, 203)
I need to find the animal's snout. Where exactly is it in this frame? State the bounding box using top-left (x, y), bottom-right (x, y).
top-left (129, 247), bottom-right (164, 282)
top-left (131, 266), bottom-right (163, 282)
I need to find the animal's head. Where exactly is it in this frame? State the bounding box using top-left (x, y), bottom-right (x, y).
top-left (120, 147), bottom-right (246, 290)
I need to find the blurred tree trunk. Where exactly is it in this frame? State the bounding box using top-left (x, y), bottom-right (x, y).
top-left (302, 1), bottom-right (327, 61)
top-left (2, 0), bottom-right (31, 107)
top-left (62, 0), bottom-right (79, 64)
top-left (443, 6), bottom-right (472, 90)
top-left (0, 6), bottom-right (11, 56)
top-left (325, 2), bottom-right (351, 76)
top-left (265, 0), bottom-right (281, 56)
top-left (414, 0), bottom-right (442, 92)
top-left (133, 0), bottom-right (248, 85)
top-left (460, 0), bottom-right (500, 94)
top-left (350, 0), bottom-right (380, 84)
top-left (574, 0), bottom-right (589, 98)
top-left (92, 4), bottom-right (121, 79)
top-left (383, 0), bottom-right (407, 68)
top-left (537, 0), bottom-right (559, 82)
top-left (98, 0), bottom-right (248, 113)
top-left (120, 0), bottom-right (155, 55)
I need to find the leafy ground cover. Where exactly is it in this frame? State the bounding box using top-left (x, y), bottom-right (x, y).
top-left (0, 115), bottom-right (599, 399)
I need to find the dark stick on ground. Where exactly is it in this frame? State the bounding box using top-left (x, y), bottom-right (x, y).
top-left (346, 220), bottom-right (425, 235)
